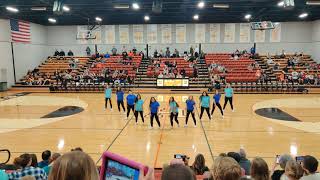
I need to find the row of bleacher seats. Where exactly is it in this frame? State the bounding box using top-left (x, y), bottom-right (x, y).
top-left (147, 58), bottom-right (195, 77)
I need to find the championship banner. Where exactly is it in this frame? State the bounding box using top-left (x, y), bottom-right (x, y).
top-left (209, 24), bottom-right (220, 43)
top-left (119, 25), bottom-right (129, 44)
top-left (270, 23), bottom-right (281, 42)
top-left (176, 24), bottom-right (186, 43)
top-left (224, 23), bottom-right (235, 43)
top-left (161, 24), bottom-right (172, 44)
top-left (105, 25), bottom-right (115, 44)
top-left (133, 25), bottom-right (144, 44)
top-left (147, 24), bottom-right (158, 44)
top-left (195, 24), bottom-right (206, 43)
top-left (255, 29), bottom-right (265, 42)
top-left (239, 23), bottom-right (250, 43)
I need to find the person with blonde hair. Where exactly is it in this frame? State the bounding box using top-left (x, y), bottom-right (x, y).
top-left (251, 157), bottom-right (269, 180)
top-left (211, 156), bottom-right (242, 180)
top-left (48, 151), bottom-right (99, 180)
top-left (284, 160), bottom-right (303, 180)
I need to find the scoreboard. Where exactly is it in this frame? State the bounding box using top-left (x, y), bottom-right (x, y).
top-left (251, 21), bottom-right (275, 30)
top-left (157, 78), bottom-right (189, 87)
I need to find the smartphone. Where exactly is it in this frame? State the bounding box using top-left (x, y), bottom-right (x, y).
top-left (174, 154), bottom-right (186, 159)
top-left (296, 156), bottom-right (304, 164)
top-left (100, 151), bottom-right (148, 180)
top-left (276, 155), bottom-right (280, 164)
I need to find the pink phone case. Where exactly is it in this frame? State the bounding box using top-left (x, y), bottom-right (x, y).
top-left (100, 151), bottom-right (148, 180)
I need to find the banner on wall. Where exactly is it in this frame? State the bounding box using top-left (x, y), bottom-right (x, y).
top-left (147, 24), bottom-right (158, 44)
top-left (77, 26), bottom-right (89, 44)
top-left (195, 24), bottom-right (206, 43)
top-left (255, 30), bottom-right (265, 42)
top-left (270, 23), bottom-right (281, 42)
top-left (224, 23), bottom-right (235, 43)
top-left (105, 25), bottom-right (115, 44)
top-left (161, 24), bottom-right (172, 44)
top-left (133, 25), bottom-right (144, 44)
top-left (239, 23), bottom-right (250, 43)
top-left (209, 24), bottom-right (220, 43)
top-left (176, 24), bottom-right (186, 43)
top-left (119, 25), bottom-right (129, 44)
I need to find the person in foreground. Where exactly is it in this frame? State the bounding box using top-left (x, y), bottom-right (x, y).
top-left (211, 156), bottom-right (242, 180)
top-left (191, 154), bottom-right (209, 175)
top-left (300, 155), bottom-right (320, 180)
top-left (48, 151), bottom-right (99, 180)
top-left (9, 153), bottom-right (47, 180)
top-left (250, 157), bottom-right (269, 180)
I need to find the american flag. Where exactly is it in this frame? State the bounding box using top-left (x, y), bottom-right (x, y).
top-left (10, 19), bottom-right (31, 43)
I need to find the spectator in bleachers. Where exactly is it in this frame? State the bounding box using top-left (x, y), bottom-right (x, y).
top-left (132, 47), bottom-right (137, 54)
top-left (139, 51), bottom-right (145, 59)
top-left (128, 50), bottom-right (134, 58)
top-left (30, 154), bottom-right (38, 168)
top-left (104, 52), bottom-right (110, 58)
top-left (273, 63), bottom-right (280, 71)
top-left (284, 160), bottom-right (303, 180)
top-left (121, 45), bottom-right (127, 53)
top-left (9, 153), bottom-right (47, 180)
top-left (239, 148), bottom-right (251, 175)
top-left (153, 50), bottom-right (159, 58)
top-left (67, 50), bottom-right (74, 56)
top-left (250, 157), bottom-right (269, 180)
top-left (300, 155), bottom-right (320, 180)
top-left (86, 46), bottom-right (91, 56)
top-left (271, 154), bottom-right (293, 180)
top-left (280, 49), bottom-right (286, 58)
top-left (48, 151), bottom-right (99, 180)
top-left (212, 156), bottom-right (242, 180)
top-left (191, 154), bottom-right (209, 175)
top-left (37, 150), bottom-right (51, 168)
top-left (59, 49), bottom-right (65, 56)
top-left (190, 46), bottom-right (194, 56)
top-left (122, 50), bottom-right (128, 60)
top-left (165, 47), bottom-right (171, 58)
top-left (54, 49), bottom-right (59, 56)
top-left (173, 49), bottom-right (179, 57)
top-left (267, 57), bottom-right (274, 65)
top-left (111, 46), bottom-right (117, 56)
top-left (43, 153), bottom-right (61, 175)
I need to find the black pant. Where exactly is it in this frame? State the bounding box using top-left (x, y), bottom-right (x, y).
top-left (223, 97), bottom-right (233, 110)
top-left (127, 104), bottom-right (135, 117)
top-left (186, 110), bottom-right (196, 125)
top-left (211, 102), bottom-right (223, 115)
top-left (117, 100), bottom-right (125, 112)
top-left (170, 112), bottom-right (179, 127)
top-left (135, 111), bottom-right (144, 123)
top-left (200, 107), bottom-right (211, 119)
top-left (150, 113), bottom-right (161, 127)
top-left (105, 98), bottom-right (112, 109)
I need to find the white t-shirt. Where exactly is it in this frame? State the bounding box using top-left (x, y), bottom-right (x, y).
top-left (300, 173), bottom-right (320, 180)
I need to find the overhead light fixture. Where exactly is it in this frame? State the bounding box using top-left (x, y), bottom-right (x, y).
top-left (6, 6), bottom-right (19, 13)
top-left (62, 5), bottom-right (70, 12)
top-left (48, 18), bottom-right (57, 23)
top-left (31, 7), bottom-right (47, 11)
top-left (198, 1), bottom-right (205, 8)
top-left (132, 2), bottom-right (140, 10)
top-left (213, 4), bottom-right (230, 8)
top-left (193, 14), bottom-right (199, 20)
top-left (114, 4), bottom-right (130, 9)
top-left (274, 22), bottom-right (280, 25)
top-left (95, 17), bottom-right (102, 22)
top-left (306, 0), bottom-right (320, 5)
top-left (245, 14), bottom-right (252, 19)
top-left (278, 1), bottom-right (285, 6)
top-left (299, 13), bottom-right (308, 18)
top-left (144, 15), bottom-right (150, 21)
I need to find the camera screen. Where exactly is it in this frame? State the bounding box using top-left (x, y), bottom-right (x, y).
top-left (105, 159), bottom-right (140, 180)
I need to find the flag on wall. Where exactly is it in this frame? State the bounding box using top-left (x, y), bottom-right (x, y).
top-left (10, 19), bottom-right (31, 43)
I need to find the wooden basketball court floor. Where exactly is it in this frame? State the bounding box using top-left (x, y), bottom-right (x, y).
top-left (0, 91), bottom-right (320, 168)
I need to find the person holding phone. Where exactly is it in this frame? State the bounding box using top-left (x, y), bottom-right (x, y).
top-left (126, 90), bottom-right (136, 119)
top-left (271, 154), bottom-right (294, 180)
top-left (185, 96), bottom-right (197, 127)
top-left (104, 85), bottom-right (113, 111)
top-left (134, 94), bottom-right (144, 124)
top-left (169, 97), bottom-right (180, 128)
top-left (199, 91), bottom-right (211, 120)
top-left (116, 87), bottom-right (125, 113)
top-left (211, 90), bottom-right (224, 118)
top-left (223, 83), bottom-right (234, 112)
top-left (149, 97), bottom-right (161, 129)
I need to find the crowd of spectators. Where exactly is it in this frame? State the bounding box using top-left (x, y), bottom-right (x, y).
top-left (21, 70), bottom-right (52, 86)
top-left (2, 148), bottom-right (318, 180)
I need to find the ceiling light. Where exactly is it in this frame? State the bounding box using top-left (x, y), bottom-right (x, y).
top-left (31, 7), bottom-right (47, 11)
top-left (245, 14), bottom-right (252, 19)
top-left (144, 15), bottom-right (150, 21)
top-left (62, 5), bottom-right (70, 12)
top-left (114, 4), bottom-right (130, 9)
top-left (6, 6), bottom-right (19, 13)
top-left (278, 1), bottom-right (284, 6)
top-left (274, 22), bottom-right (280, 25)
top-left (95, 17), bottom-right (102, 22)
top-left (198, 1), bottom-right (205, 8)
top-left (193, 14), bottom-right (199, 20)
top-left (132, 2), bottom-right (140, 10)
top-left (306, 0), bottom-right (320, 5)
top-left (213, 4), bottom-right (230, 8)
top-left (48, 18), bottom-right (57, 23)
top-left (299, 13), bottom-right (308, 18)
